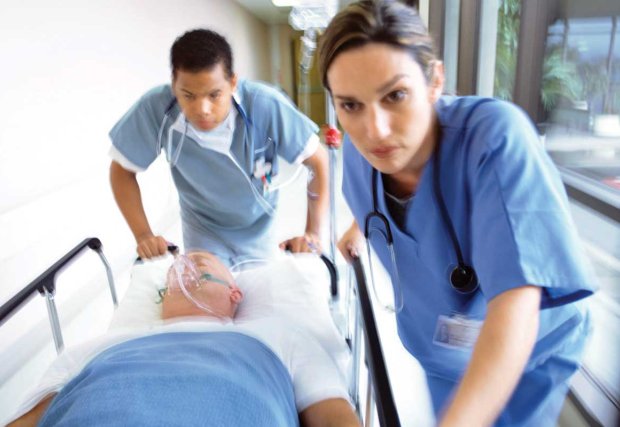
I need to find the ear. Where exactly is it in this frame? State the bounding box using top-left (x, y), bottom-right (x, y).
top-left (229, 73), bottom-right (238, 92)
top-left (427, 61), bottom-right (445, 103)
top-left (230, 288), bottom-right (243, 304)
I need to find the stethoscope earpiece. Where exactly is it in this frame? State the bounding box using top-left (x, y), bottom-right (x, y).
top-left (449, 265), bottom-right (479, 294)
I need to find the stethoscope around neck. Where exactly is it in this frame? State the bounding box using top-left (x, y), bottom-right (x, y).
top-left (364, 139), bottom-right (479, 313)
top-left (156, 96), bottom-right (252, 166)
top-left (154, 97), bottom-right (283, 218)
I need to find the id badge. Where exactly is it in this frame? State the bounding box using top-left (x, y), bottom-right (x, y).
top-left (433, 314), bottom-right (482, 351)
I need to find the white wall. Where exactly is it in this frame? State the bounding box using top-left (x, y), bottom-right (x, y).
top-left (0, 0), bottom-right (270, 419)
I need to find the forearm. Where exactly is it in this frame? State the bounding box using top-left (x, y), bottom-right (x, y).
top-left (109, 161), bottom-right (153, 242)
top-left (304, 146), bottom-right (329, 236)
top-left (439, 286), bottom-right (541, 427)
top-left (300, 398), bottom-right (361, 427)
top-left (7, 394), bottom-right (56, 427)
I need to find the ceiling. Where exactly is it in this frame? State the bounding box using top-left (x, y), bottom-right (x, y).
top-left (234, 0), bottom-right (293, 25)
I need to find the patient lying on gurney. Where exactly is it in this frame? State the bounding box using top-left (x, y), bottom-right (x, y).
top-left (7, 251), bottom-right (360, 427)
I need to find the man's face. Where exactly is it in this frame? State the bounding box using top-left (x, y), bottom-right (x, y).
top-left (162, 251), bottom-right (243, 320)
top-left (172, 64), bottom-right (237, 131)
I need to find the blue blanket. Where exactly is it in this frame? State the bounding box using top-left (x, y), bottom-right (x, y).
top-left (39, 332), bottom-right (299, 426)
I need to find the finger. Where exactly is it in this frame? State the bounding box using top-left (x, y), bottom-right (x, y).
top-left (292, 238), bottom-right (305, 253)
top-left (281, 242), bottom-right (293, 252)
top-left (137, 245), bottom-right (146, 260)
top-left (139, 247), bottom-right (150, 260)
top-left (288, 239), bottom-right (299, 253)
top-left (156, 237), bottom-right (168, 256)
top-left (141, 243), bottom-right (153, 259)
top-left (347, 243), bottom-right (359, 258)
top-left (146, 238), bottom-right (161, 259)
top-left (299, 238), bottom-right (310, 253)
top-left (338, 241), bottom-right (354, 263)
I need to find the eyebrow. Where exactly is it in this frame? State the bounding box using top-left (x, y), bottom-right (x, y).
top-left (180, 88), bottom-right (222, 97)
top-left (333, 74), bottom-right (409, 101)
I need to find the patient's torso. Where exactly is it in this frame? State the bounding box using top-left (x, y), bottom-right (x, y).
top-left (38, 332), bottom-right (299, 427)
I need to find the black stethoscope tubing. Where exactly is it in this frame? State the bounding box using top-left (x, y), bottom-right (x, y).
top-left (364, 99), bottom-right (495, 294)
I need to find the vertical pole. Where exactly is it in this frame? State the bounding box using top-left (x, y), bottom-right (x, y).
top-left (324, 93), bottom-right (341, 265)
top-left (43, 287), bottom-right (64, 354)
top-left (95, 249), bottom-right (118, 307)
top-left (351, 281), bottom-right (363, 413)
top-left (365, 370), bottom-right (376, 427)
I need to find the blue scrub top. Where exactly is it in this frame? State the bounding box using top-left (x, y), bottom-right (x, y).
top-left (109, 80), bottom-right (318, 263)
top-left (343, 96), bottom-right (595, 425)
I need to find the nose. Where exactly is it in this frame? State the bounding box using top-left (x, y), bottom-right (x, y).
top-left (366, 106), bottom-right (391, 141)
top-left (196, 98), bottom-right (213, 117)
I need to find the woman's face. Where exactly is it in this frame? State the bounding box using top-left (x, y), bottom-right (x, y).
top-left (327, 43), bottom-right (444, 176)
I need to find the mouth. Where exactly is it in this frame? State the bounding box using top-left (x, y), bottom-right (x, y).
top-left (194, 119), bottom-right (216, 130)
top-left (370, 146), bottom-right (398, 159)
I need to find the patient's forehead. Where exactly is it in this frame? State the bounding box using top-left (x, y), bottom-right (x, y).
top-left (186, 251), bottom-right (235, 283)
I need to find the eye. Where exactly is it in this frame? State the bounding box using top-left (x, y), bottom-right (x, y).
top-left (339, 101), bottom-right (361, 113)
top-left (183, 93), bottom-right (195, 100)
top-left (385, 89), bottom-right (407, 103)
top-left (210, 91), bottom-right (222, 101)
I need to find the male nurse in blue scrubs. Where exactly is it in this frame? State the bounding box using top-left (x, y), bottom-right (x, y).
top-left (109, 29), bottom-right (328, 265)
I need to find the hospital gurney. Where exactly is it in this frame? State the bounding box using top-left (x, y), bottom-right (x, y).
top-left (0, 234), bottom-right (402, 426)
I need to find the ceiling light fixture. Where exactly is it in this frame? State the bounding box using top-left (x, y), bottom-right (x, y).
top-left (271, 0), bottom-right (301, 7)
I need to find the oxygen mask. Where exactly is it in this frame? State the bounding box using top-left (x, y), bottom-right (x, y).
top-left (163, 253), bottom-right (242, 319)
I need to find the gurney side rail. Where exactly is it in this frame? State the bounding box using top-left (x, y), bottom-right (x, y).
top-left (0, 237), bottom-right (117, 353)
top-left (319, 254), bottom-right (339, 297)
top-left (351, 256), bottom-right (400, 427)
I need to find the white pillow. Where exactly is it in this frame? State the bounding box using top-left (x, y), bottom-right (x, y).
top-left (108, 256), bottom-right (169, 330)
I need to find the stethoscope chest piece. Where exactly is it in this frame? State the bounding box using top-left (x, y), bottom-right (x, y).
top-left (450, 265), bottom-right (478, 294)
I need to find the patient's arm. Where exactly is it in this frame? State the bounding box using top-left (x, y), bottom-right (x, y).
top-left (7, 393), bottom-right (56, 427)
top-left (300, 398), bottom-right (361, 427)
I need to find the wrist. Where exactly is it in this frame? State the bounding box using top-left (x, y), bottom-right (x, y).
top-left (304, 228), bottom-right (321, 238)
top-left (135, 231), bottom-right (154, 243)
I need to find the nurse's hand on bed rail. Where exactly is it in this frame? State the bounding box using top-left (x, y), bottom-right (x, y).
top-left (337, 221), bottom-right (365, 263)
top-left (279, 232), bottom-right (322, 254)
top-left (136, 234), bottom-right (170, 260)
top-left (135, 243), bottom-right (179, 262)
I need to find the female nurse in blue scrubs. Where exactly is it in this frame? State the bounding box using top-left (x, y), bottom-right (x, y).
top-left (319, 1), bottom-right (595, 425)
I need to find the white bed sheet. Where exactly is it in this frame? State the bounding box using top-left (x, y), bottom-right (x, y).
top-left (5, 253), bottom-right (351, 424)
